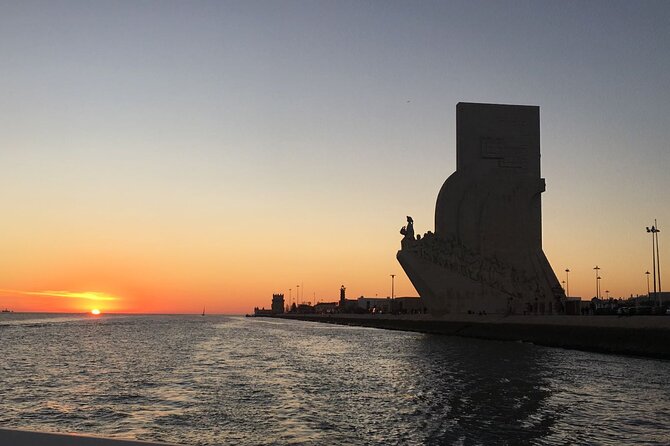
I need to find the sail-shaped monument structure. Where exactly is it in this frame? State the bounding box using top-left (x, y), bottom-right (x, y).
top-left (397, 102), bottom-right (565, 315)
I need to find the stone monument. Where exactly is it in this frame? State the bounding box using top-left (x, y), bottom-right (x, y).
top-left (397, 102), bottom-right (565, 315)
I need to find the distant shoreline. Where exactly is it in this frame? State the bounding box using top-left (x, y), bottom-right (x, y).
top-left (264, 313), bottom-right (670, 360)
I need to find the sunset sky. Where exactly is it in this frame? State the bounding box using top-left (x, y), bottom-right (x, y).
top-left (1, 1), bottom-right (669, 314)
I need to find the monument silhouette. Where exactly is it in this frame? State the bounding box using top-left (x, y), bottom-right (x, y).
top-left (397, 102), bottom-right (564, 315)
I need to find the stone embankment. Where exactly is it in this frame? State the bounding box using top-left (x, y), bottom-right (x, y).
top-left (273, 313), bottom-right (670, 359)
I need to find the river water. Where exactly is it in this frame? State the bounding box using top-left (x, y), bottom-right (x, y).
top-left (0, 313), bottom-right (668, 445)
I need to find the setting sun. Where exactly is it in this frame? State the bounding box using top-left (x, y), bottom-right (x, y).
top-left (91, 309), bottom-right (101, 315)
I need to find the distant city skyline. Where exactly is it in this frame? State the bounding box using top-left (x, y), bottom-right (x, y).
top-left (1, 0), bottom-right (668, 313)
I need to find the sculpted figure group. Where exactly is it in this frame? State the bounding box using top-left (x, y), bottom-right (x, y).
top-left (400, 216), bottom-right (551, 306)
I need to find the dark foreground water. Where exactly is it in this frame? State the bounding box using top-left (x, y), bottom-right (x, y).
top-left (0, 314), bottom-right (669, 445)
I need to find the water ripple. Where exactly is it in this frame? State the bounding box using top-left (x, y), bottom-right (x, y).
top-left (1, 314), bottom-right (669, 445)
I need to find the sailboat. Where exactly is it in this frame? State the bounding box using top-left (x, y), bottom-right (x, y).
top-left (201, 306), bottom-right (205, 317)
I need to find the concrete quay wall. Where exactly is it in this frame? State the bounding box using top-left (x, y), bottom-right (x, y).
top-left (0, 428), bottom-right (178, 446)
top-left (273, 314), bottom-right (670, 359)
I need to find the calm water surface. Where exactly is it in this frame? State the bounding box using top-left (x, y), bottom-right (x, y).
top-left (0, 313), bottom-right (669, 445)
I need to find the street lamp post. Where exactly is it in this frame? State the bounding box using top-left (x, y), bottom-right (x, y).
top-left (565, 268), bottom-right (570, 297)
top-left (645, 271), bottom-right (651, 300)
top-left (562, 280), bottom-right (566, 294)
top-left (655, 220), bottom-right (662, 304)
top-left (390, 274), bottom-right (395, 299)
top-left (647, 221), bottom-right (662, 305)
top-left (296, 285), bottom-right (300, 306)
top-left (593, 266), bottom-right (601, 300)
top-left (647, 224), bottom-right (658, 303)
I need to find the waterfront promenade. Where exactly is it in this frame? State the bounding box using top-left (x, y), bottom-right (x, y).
top-left (274, 313), bottom-right (670, 359)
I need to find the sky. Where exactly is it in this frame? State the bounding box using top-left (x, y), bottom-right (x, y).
top-left (1, 0), bottom-right (669, 314)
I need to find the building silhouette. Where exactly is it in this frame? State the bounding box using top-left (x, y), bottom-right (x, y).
top-left (398, 103), bottom-right (564, 315)
top-left (271, 293), bottom-right (285, 314)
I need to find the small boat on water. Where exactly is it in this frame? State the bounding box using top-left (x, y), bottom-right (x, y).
top-left (201, 307), bottom-right (205, 317)
top-left (1, 309), bottom-right (11, 313)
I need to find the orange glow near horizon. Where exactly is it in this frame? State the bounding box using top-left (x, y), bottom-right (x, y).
top-left (0, 289), bottom-right (125, 314)
top-left (91, 309), bottom-right (101, 315)
top-left (0, 209), bottom-right (666, 315)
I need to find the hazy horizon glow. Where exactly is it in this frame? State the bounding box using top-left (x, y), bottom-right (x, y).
top-left (1, 1), bottom-right (669, 313)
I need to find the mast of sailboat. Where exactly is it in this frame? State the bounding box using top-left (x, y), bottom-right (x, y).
top-left (202, 306), bottom-right (205, 316)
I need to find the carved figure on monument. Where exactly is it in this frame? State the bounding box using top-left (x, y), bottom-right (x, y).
top-left (400, 216), bottom-right (415, 248)
top-left (397, 103), bottom-right (565, 315)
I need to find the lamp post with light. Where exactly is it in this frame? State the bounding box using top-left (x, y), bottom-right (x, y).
top-left (658, 224), bottom-right (662, 303)
top-left (653, 221), bottom-right (662, 304)
top-left (645, 271), bottom-right (651, 300)
top-left (647, 224), bottom-right (658, 303)
top-left (565, 268), bottom-right (570, 298)
top-left (593, 266), bottom-right (601, 301)
top-left (646, 221), bottom-right (662, 305)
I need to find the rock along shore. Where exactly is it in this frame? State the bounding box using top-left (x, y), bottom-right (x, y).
top-left (269, 313), bottom-right (670, 360)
